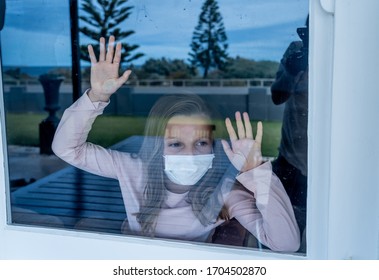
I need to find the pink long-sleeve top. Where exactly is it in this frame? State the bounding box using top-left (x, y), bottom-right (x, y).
top-left (52, 93), bottom-right (300, 252)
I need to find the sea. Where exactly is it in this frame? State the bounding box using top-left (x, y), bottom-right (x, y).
top-left (3, 66), bottom-right (80, 78)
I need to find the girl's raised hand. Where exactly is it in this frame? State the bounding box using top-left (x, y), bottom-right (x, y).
top-left (87, 36), bottom-right (132, 102)
top-left (221, 112), bottom-right (263, 172)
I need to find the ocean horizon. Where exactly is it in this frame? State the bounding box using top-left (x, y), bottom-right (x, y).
top-left (2, 66), bottom-right (90, 78)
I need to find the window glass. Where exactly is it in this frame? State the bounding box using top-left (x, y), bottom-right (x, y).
top-left (1, 0), bottom-right (308, 254)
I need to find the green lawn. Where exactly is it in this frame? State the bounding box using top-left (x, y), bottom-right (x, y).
top-left (6, 113), bottom-right (281, 157)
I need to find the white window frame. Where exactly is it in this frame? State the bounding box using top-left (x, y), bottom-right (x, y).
top-left (1, 0), bottom-right (379, 260)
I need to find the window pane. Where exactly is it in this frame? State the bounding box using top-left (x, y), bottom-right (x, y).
top-left (3, 0), bottom-right (72, 228)
top-left (1, 0), bottom-right (308, 255)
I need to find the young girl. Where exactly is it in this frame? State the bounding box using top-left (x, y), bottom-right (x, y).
top-left (52, 36), bottom-right (300, 252)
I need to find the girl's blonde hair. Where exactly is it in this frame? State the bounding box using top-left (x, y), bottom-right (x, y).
top-left (136, 94), bottom-right (230, 236)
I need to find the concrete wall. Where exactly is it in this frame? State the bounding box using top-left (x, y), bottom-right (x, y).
top-left (3, 85), bottom-right (285, 121)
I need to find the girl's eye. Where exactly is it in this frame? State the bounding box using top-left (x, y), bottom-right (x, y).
top-left (195, 140), bottom-right (212, 154)
top-left (168, 142), bottom-right (182, 148)
top-left (196, 141), bottom-right (208, 147)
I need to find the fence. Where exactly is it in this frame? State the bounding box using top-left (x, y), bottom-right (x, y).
top-left (3, 78), bottom-right (284, 121)
top-left (3, 77), bottom-right (274, 89)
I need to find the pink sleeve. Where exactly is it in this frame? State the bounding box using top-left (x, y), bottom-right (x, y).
top-left (225, 161), bottom-right (300, 252)
top-left (52, 92), bottom-right (121, 179)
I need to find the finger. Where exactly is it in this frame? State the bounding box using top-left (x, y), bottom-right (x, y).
top-left (255, 121), bottom-right (263, 145)
top-left (243, 112), bottom-right (253, 139)
top-left (99, 37), bottom-right (106, 61)
top-left (106, 35), bottom-right (115, 62)
top-left (225, 117), bottom-right (237, 141)
top-left (88, 45), bottom-right (97, 64)
top-left (221, 139), bottom-right (234, 160)
top-left (113, 42), bottom-right (122, 64)
top-left (116, 69), bottom-right (132, 87)
top-left (235, 111), bottom-right (246, 139)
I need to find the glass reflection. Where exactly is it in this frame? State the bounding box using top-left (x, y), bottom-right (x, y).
top-left (1, 0), bottom-right (308, 254)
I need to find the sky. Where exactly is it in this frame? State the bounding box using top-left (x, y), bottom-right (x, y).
top-left (1, 0), bottom-right (308, 67)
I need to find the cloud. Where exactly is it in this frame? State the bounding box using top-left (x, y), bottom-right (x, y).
top-left (127, 0), bottom-right (308, 33)
top-left (125, 0), bottom-right (307, 63)
top-left (127, 0), bottom-right (200, 36)
top-left (219, 0), bottom-right (308, 30)
top-left (2, 27), bottom-right (71, 66)
top-left (2, 0), bottom-right (308, 66)
top-left (5, 0), bottom-right (70, 34)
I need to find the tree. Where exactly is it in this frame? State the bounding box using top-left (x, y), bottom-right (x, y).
top-left (189, 0), bottom-right (229, 78)
top-left (79, 0), bottom-right (144, 64)
top-left (4, 68), bottom-right (22, 79)
top-left (223, 57), bottom-right (279, 79)
top-left (4, 68), bottom-right (33, 80)
top-left (135, 58), bottom-right (194, 79)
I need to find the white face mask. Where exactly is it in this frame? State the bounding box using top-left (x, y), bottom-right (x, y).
top-left (163, 154), bottom-right (215, 186)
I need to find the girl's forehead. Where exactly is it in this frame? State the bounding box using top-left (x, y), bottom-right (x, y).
top-left (165, 115), bottom-right (214, 138)
top-left (167, 115), bottom-right (212, 126)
